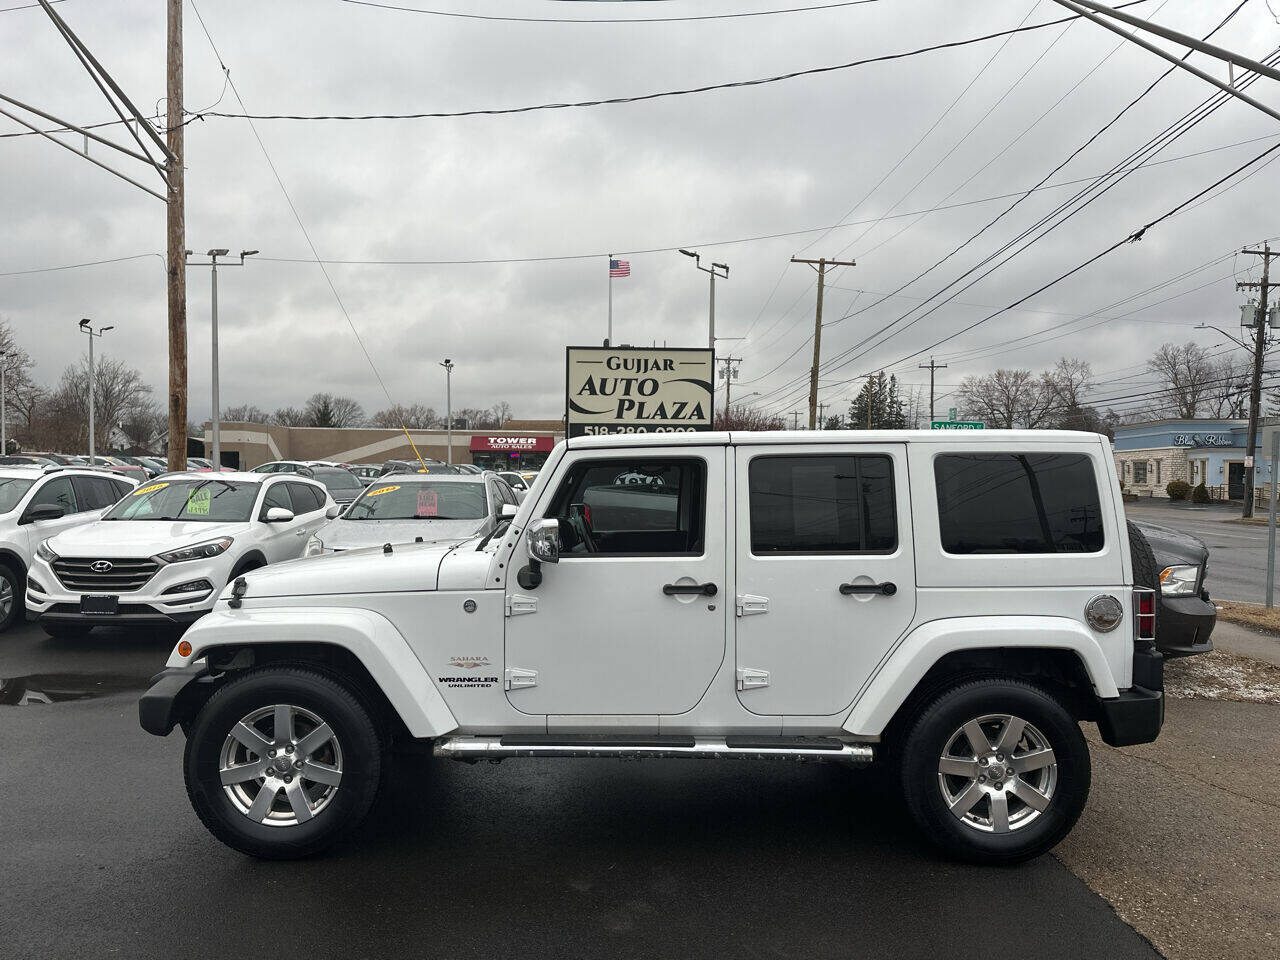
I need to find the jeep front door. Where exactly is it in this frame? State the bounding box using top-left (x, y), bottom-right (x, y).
top-left (733, 444), bottom-right (916, 716)
top-left (504, 449), bottom-right (727, 717)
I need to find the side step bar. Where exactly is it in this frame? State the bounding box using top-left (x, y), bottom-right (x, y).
top-left (433, 735), bottom-right (873, 764)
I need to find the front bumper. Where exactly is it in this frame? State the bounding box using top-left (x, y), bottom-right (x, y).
top-left (26, 552), bottom-right (234, 627)
top-left (138, 661), bottom-right (211, 736)
top-left (1156, 592), bottom-right (1216, 658)
top-left (1095, 644), bottom-right (1164, 747)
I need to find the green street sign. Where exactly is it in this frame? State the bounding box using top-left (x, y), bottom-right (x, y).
top-left (948, 407), bottom-right (957, 421)
top-left (931, 420), bottom-right (985, 430)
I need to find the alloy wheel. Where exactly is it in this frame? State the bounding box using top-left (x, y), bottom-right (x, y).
top-left (936, 713), bottom-right (1058, 834)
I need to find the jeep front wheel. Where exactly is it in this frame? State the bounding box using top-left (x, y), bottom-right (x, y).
top-left (899, 679), bottom-right (1090, 864)
top-left (184, 667), bottom-right (383, 859)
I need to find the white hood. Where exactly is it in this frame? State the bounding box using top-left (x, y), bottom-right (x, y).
top-left (231, 540), bottom-right (458, 598)
top-left (47, 519), bottom-right (250, 559)
top-left (317, 517), bottom-right (486, 552)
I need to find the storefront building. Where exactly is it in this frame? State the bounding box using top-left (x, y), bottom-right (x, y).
top-left (469, 434), bottom-right (557, 470)
top-left (1112, 418), bottom-right (1274, 500)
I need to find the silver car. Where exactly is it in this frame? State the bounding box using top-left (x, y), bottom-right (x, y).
top-left (304, 472), bottom-right (518, 555)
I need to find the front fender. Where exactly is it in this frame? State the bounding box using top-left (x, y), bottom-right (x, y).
top-left (842, 615), bottom-right (1120, 738)
top-left (167, 606), bottom-right (458, 738)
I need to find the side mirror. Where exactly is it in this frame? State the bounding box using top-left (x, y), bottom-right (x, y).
top-left (325, 505), bottom-right (341, 519)
top-left (527, 519), bottom-right (561, 564)
top-left (501, 503), bottom-right (519, 518)
top-left (264, 506), bottom-right (295, 523)
top-left (22, 503), bottom-right (66, 524)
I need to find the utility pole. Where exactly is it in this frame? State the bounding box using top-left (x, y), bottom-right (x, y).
top-left (818, 401), bottom-right (828, 426)
top-left (791, 256), bottom-right (856, 428)
top-left (717, 356), bottom-right (741, 410)
top-left (166, 0), bottom-right (187, 471)
top-left (185, 249), bottom-right (258, 470)
top-left (0, 351), bottom-right (6, 456)
top-left (919, 357), bottom-right (948, 422)
top-left (441, 358), bottom-right (455, 464)
top-left (78, 320), bottom-right (114, 459)
top-left (1237, 242), bottom-right (1277, 518)
top-left (790, 411), bottom-right (802, 430)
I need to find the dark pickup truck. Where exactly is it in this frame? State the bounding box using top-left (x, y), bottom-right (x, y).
top-left (1131, 519), bottom-right (1216, 657)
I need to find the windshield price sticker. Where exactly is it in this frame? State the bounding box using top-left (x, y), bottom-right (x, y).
top-left (186, 488), bottom-right (211, 515)
top-left (366, 485), bottom-right (400, 497)
top-left (416, 490), bottom-right (439, 517)
top-left (132, 482), bottom-right (169, 496)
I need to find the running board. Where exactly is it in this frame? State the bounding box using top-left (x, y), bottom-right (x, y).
top-left (433, 735), bottom-right (873, 764)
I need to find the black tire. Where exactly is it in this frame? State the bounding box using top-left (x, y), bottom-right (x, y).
top-left (40, 621), bottom-right (92, 640)
top-left (899, 678), bottom-right (1090, 865)
top-left (1127, 520), bottom-right (1160, 591)
top-left (0, 563), bottom-right (23, 633)
top-left (184, 666), bottom-right (383, 859)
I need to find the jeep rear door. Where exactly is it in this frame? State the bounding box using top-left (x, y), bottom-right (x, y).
top-left (733, 442), bottom-right (917, 717)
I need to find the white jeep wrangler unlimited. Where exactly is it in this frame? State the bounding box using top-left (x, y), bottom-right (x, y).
top-left (140, 431), bottom-right (1162, 863)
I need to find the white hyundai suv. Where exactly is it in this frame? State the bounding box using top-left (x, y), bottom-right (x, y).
top-left (26, 471), bottom-right (335, 638)
top-left (0, 466), bottom-right (138, 633)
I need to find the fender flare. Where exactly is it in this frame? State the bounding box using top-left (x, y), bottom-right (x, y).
top-left (167, 606), bottom-right (458, 738)
top-left (0, 547), bottom-right (28, 579)
top-left (228, 550), bottom-right (268, 578)
top-left (842, 615), bottom-right (1119, 738)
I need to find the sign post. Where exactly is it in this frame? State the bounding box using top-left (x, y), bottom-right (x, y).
top-left (1265, 425), bottom-right (1280, 608)
top-left (565, 346), bottom-right (714, 437)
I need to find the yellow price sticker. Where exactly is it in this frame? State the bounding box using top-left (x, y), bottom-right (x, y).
top-left (366, 485), bottom-right (400, 497)
top-left (133, 482), bottom-right (169, 496)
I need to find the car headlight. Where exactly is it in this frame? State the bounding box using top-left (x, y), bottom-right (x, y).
top-left (159, 537), bottom-right (234, 563)
top-left (1159, 564), bottom-right (1199, 597)
top-left (35, 539), bottom-right (57, 562)
top-left (304, 536), bottom-right (324, 557)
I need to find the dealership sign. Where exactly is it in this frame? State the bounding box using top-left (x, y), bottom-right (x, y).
top-left (469, 435), bottom-right (556, 452)
top-left (565, 346), bottom-right (714, 437)
top-left (1171, 433), bottom-right (1234, 447)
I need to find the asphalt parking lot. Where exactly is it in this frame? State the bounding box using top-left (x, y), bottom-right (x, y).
top-left (0, 621), bottom-right (1163, 960)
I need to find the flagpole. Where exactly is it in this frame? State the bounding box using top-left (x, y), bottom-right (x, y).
top-left (607, 253), bottom-right (613, 346)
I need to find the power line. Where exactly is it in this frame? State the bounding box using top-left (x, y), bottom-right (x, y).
top-left (338, 0), bottom-right (883, 24)
top-left (0, 252), bottom-right (160, 276)
top-left (190, 2), bottom-right (1154, 123)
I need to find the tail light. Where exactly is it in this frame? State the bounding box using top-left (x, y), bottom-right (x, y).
top-left (1134, 587), bottom-right (1156, 640)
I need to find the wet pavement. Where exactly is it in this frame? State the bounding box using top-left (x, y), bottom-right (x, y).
top-left (0, 619), bottom-right (1161, 959)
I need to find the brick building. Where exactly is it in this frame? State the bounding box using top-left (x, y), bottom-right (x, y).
top-left (1112, 418), bottom-right (1275, 500)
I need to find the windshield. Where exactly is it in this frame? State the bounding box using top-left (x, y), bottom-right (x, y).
top-left (347, 481), bottom-right (486, 521)
top-left (103, 478), bottom-right (261, 522)
top-left (311, 467), bottom-right (363, 491)
top-left (0, 477), bottom-right (35, 513)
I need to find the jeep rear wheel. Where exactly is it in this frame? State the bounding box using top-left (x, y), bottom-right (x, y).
top-left (184, 667), bottom-right (383, 859)
top-left (900, 679), bottom-right (1090, 864)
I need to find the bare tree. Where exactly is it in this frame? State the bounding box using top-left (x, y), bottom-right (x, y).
top-left (39, 357), bottom-right (153, 452)
top-left (1042, 358), bottom-right (1102, 431)
top-left (489, 400), bottom-right (513, 426)
top-left (270, 406), bottom-right (308, 426)
top-left (222, 403), bottom-right (270, 423)
top-left (1146, 342), bottom-right (1215, 418)
top-left (1203, 354), bottom-right (1251, 418)
top-left (714, 404), bottom-right (786, 430)
top-left (303, 393), bottom-right (365, 428)
top-left (118, 401), bottom-right (165, 452)
top-left (957, 369), bottom-right (1054, 428)
top-left (456, 407), bottom-right (498, 429)
top-left (368, 403), bottom-right (439, 429)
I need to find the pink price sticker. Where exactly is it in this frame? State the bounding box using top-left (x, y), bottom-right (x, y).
top-left (416, 490), bottom-right (438, 517)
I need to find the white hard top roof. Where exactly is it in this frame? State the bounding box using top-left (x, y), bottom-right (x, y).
top-left (372, 472), bottom-right (484, 483)
top-left (565, 429), bottom-right (1108, 449)
top-left (0, 465), bottom-right (137, 480)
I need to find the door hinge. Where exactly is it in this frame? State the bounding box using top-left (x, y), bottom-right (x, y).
top-left (736, 667), bottom-right (770, 691)
top-left (505, 594), bottom-right (537, 617)
top-left (505, 667), bottom-right (538, 690)
top-left (736, 594), bottom-right (769, 617)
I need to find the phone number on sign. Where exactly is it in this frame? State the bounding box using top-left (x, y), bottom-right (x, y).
top-left (580, 425), bottom-right (701, 435)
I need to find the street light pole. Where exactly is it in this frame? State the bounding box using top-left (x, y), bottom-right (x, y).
top-left (186, 249), bottom-right (257, 470)
top-left (679, 249), bottom-right (729, 350)
top-left (78, 319), bottom-right (114, 459)
top-left (441, 358), bottom-right (455, 464)
top-left (0, 350), bottom-right (7, 456)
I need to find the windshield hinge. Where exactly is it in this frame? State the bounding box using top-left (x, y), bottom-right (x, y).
top-left (736, 667), bottom-right (770, 691)
top-left (505, 667), bottom-right (538, 690)
top-left (736, 594), bottom-right (769, 617)
top-left (505, 594), bottom-right (537, 617)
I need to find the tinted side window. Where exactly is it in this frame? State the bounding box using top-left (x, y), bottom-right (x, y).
top-left (935, 453), bottom-right (1104, 554)
top-left (110, 479), bottom-right (133, 499)
top-left (749, 455), bottom-right (896, 554)
top-left (31, 477), bottom-right (78, 514)
top-left (546, 458), bottom-right (705, 556)
top-left (260, 483), bottom-right (291, 518)
top-left (71, 476), bottom-right (117, 510)
top-left (286, 482), bottom-right (323, 514)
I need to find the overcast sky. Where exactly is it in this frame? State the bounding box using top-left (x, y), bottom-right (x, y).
top-left (2, 0), bottom-right (1278, 425)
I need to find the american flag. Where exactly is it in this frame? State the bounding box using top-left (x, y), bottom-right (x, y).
top-left (609, 258), bottom-right (630, 278)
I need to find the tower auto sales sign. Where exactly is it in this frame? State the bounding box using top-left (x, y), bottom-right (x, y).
top-left (565, 346), bottom-right (714, 437)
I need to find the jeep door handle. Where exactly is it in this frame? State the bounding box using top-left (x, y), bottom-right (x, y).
top-left (663, 582), bottom-right (718, 597)
top-left (839, 581), bottom-right (897, 597)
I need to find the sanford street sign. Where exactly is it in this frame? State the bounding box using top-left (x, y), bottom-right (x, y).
top-left (565, 346), bottom-right (714, 437)
top-left (931, 420), bottom-right (985, 430)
